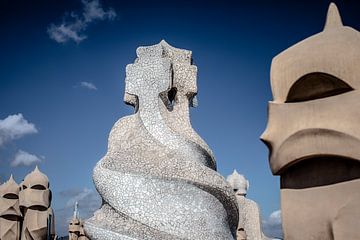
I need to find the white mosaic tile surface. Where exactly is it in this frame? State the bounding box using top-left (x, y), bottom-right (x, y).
top-left (84, 41), bottom-right (238, 240)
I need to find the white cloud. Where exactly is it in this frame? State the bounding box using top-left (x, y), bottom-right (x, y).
top-left (83, 0), bottom-right (116, 22)
top-left (262, 210), bottom-right (283, 239)
top-left (11, 150), bottom-right (42, 167)
top-left (80, 81), bottom-right (98, 90)
top-left (65, 187), bottom-right (98, 208)
top-left (0, 114), bottom-right (38, 147)
top-left (47, 0), bottom-right (116, 44)
top-left (268, 210), bottom-right (282, 225)
top-left (47, 20), bottom-right (87, 44)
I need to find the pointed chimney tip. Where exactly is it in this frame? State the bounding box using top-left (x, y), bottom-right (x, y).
top-left (324, 3), bottom-right (343, 30)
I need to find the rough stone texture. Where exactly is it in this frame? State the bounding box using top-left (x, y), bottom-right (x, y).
top-left (85, 40), bottom-right (238, 240)
top-left (19, 166), bottom-right (56, 240)
top-left (227, 170), bottom-right (269, 240)
top-left (0, 175), bottom-right (22, 240)
top-left (261, 3), bottom-right (360, 239)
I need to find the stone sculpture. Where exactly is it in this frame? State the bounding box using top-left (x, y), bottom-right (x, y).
top-left (85, 40), bottom-right (239, 240)
top-left (227, 170), bottom-right (269, 240)
top-left (69, 219), bottom-right (80, 240)
top-left (0, 175), bottom-right (22, 240)
top-left (77, 227), bottom-right (88, 240)
top-left (19, 166), bottom-right (56, 240)
top-left (261, 3), bottom-right (360, 239)
top-left (69, 202), bottom-right (80, 240)
top-left (69, 202), bottom-right (89, 240)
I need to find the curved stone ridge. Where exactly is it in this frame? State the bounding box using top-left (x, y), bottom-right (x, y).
top-left (85, 40), bottom-right (238, 240)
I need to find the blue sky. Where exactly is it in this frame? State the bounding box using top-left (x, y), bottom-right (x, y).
top-left (1, 0), bottom-right (359, 237)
